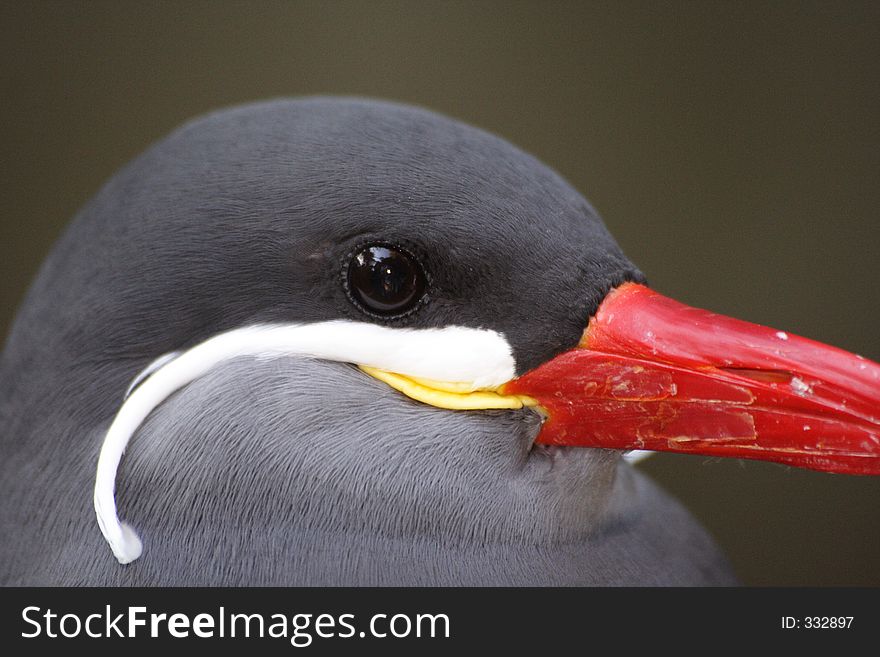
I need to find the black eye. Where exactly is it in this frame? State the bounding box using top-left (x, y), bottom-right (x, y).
top-left (347, 244), bottom-right (427, 317)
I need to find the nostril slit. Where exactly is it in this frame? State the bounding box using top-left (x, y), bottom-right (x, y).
top-left (719, 367), bottom-right (794, 385)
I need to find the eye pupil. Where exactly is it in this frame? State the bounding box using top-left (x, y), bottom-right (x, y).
top-left (347, 244), bottom-right (427, 316)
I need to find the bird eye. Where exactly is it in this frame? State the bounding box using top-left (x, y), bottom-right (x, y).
top-left (347, 244), bottom-right (427, 317)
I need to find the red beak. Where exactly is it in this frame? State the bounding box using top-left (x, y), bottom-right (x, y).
top-left (502, 283), bottom-right (880, 475)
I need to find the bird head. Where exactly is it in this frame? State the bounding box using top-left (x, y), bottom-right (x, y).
top-left (14, 98), bottom-right (874, 573)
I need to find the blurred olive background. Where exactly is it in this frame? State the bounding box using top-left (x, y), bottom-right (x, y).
top-left (2, 1), bottom-right (877, 585)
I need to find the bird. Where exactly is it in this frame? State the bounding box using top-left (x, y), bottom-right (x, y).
top-left (1, 98), bottom-right (877, 586)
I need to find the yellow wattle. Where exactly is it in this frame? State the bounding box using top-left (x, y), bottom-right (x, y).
top-left (358, 365), bottom-right (536, 410)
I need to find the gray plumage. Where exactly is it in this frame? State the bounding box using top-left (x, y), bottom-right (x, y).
top-left (0, 98), bottom-right (736, 585)
top-left (4, 358), bottom-right (733, 585)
